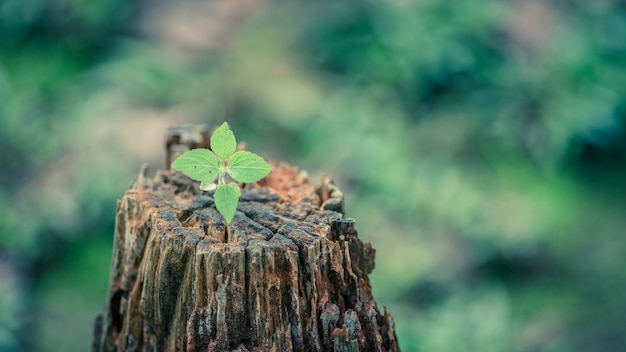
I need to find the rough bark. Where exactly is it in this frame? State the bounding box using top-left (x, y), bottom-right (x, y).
top-left (93, 126), bottom-right (399, 352)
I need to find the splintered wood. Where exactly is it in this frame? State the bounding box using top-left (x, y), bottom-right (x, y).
top-left (93, 150), bottom-right (399, 352)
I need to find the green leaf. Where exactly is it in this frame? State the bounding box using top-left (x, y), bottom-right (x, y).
top-left (227, 151), bottom-right (271, 183)
top-left (199, 180), bottom-right (217, 191)
top-left (171, 149), bottom-right (219, 182)
top-left (214, 183), bottom-right (240, 223)
top-left (211, 122), bottom-right (237, 160)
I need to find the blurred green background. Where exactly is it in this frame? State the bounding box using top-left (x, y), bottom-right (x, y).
top-left (1, 0), bottom-right (626, 351)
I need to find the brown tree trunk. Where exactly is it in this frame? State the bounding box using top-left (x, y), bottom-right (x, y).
top-left (92, 125), bottom-right (400, 352)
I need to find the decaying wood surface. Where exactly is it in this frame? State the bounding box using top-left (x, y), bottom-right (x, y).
top-left (93, 125), bottom-right (399, 352)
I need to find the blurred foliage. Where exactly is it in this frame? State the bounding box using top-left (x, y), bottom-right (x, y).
top-left (1, 0), bottom-right (626, 351)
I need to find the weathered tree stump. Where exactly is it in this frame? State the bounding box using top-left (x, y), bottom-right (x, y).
top-left (93, 125), bottom-right (399, 352)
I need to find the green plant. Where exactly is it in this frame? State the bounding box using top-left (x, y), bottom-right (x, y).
top-left (171, 122), bottom-right (271, 223)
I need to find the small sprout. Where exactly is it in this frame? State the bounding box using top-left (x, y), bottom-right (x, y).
top-left (172, 122), bottom-right (271, 223)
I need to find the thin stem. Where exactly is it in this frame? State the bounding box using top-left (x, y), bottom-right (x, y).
top-left (217, 158), bottom-right (226, 186)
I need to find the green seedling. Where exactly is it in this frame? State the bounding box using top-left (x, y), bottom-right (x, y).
top-left (171, 122), bottom-right (271, 223)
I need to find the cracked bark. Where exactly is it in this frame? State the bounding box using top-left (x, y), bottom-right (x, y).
top-left (92, 126), bottom-right (399, 352)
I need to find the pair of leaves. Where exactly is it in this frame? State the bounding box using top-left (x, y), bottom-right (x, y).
top-left (173, 149), bottom-right (270, 185)
top-left (172, 122), bottom-right (271, 223)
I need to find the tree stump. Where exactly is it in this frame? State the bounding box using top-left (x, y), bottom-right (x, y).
top-left (93, 125), bottom-right (400, 352)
